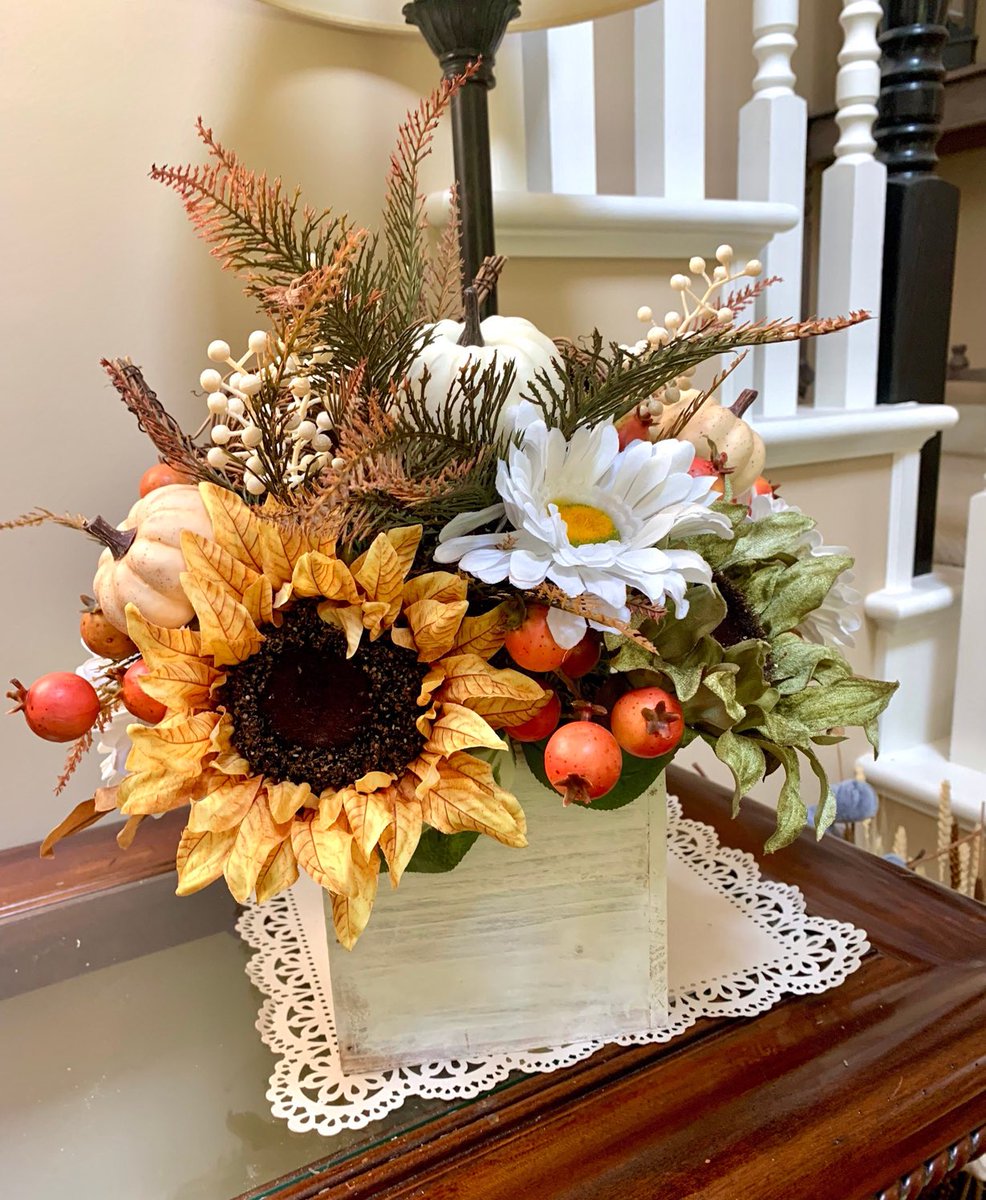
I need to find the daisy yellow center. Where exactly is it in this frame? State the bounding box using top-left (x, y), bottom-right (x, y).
top-left (554, 502), bottom-right (620, 547)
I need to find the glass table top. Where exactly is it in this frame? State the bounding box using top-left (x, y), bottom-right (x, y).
top-left (0, 883), bottom-right (503, 1200)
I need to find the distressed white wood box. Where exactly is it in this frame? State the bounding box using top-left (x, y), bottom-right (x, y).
top-left (326, 755), bottom-right (668, 1071)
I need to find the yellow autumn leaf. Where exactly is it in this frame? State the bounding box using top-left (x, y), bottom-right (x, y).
top-left (176, 826), bottom-right (238, 895)
top-left (125, 712), bottom-right (219, 777)
top-left (180, 571), bottom-right (264, 666)
top-left (125, 605), bottom-right (203, 674)
top-left (330, 885), bottom-right (377, 951)
top-left (422, 751), bottom-right (527, 848)
top-left (438, 655), bottom-right (549, 727)
top-left (314, 788), bottom-right (344, 829)
top-left (224, 796), bottom-right (289, 902)
top-left (116, 815), bottom-right (144, 849)
top-left (40, 797), bottom-right (105, 857)
top-left (354, 770), bottom-right (395, 795)
top-left (385, 525), bottom-right (423, 579)
top-left (378, 783), bottom-right (423, 888)
top-left (290, 552), bottom-right (360, 603)
top-left (266, 778), bottom-right (313, 824)
top-left (140, 671), bottom-right (216, 715)
top-left (180, 530), bottom-right (260, 606)
top-left (291, 812), bottom-right (357, 896)
top-left (259, 518), bottom-right (310, 589)
top-left (255, 838), bottom-right (299, 903)
top-left (426, 702), bottom-right (505, 756)
top-left (404, 598), bottom-right (469, 662)
top-left (94, 785), bottom-right (121, 813)
top-left (451, 603), bottom-right (510, 658)
top-left (401, 571), bottom-right (467, 608)
top-left (119, 767), bottom-right (210, 815)
top-left (353, 533), bottom-right (405, 616)
top-left (318, 602), bottom-right (364, 658)
top-left (360, 599), bottom-right (391, 640)
top-left (417, 664), bottom-right (446, 705)
top-left (188, 775), bottom-right (264, 833)
top-left (199, 483), bottom-right (265, 573)
top-left (241, 574), bottom-right (275, 628)
top-left (342, 787), bottom-right (394, 858)
top-left (209, 714), bottom-right (251, 776)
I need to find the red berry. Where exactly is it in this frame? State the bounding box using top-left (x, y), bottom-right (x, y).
top-left (504, 605), bottom-right (567, 672)
top-left (611, 687), bottom-right (684, 758)
top-left (617, 411), bottom-right (653, 450)
top-left (506, 689), bottom-right (562, 743)
top-left (122, 660), bottom-right (167, 724)
top-left (750, 475), bottom-right (775, 497)
top-left (80, 609), bottom-right (137, 660)
top-left (139, 463), bottom-right (190, 497)
top-left (562, 630), bottom-right (602, 679)
top-left (544, 720), bottom-right (623, 806)
top-left (688, 457), bottom-right (725, 495)
top-left (8, 673), bottom-right (100, 742)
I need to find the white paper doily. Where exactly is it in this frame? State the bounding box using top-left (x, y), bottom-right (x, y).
top-left (237, 795), bottom-right (869, 1137)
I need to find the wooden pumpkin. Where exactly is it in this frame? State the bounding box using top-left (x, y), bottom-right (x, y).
top-left (658, 390), bottom-right (766, 493)
top-left (90, 484), bottom-right (213, 633)
top-left (406, 289), bottom-right (561, 432)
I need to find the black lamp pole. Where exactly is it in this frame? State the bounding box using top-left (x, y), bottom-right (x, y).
top-left (403, 0), bottom-right (521, 317)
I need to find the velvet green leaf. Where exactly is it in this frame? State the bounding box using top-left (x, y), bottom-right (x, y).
top-left (759, 554), bottom-right (854, 636)
top-left (712, 729), bottom-right (766, 815)
top-left (760, 743), bottom-right (807, 853)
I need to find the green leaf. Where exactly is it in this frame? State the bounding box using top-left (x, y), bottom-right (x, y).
top-left (721, 510), bottom-right (817, 567)
top-left (649, 587), bottom-right (727, 661)
top-left (711, 729), bottom-right (766, 815)
top-left (405, 826), bottom-right (480, 873)
top-left (770, 632), bottom-right (853, 695)
top-left (520, 738), bottom-right (675, 811)
top-left (779, 676), bottom-right (898, 743)
top-left (759, 743), bottom-right (807, 853)
top-left (759, 554), bottom-right (854, 635)
top-left (801, 744), bottom-right (836, 838)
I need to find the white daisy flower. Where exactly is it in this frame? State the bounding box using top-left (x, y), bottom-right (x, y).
top-left (434, 412), bottom-right (732, 648)
top-left (747, 491), bottom-right (862, 648)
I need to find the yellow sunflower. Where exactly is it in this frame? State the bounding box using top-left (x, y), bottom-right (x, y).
top-left (119, 484), bottom-right (548, 947)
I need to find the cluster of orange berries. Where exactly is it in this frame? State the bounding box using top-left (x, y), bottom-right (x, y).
top-left (501, 605), bottom-right (684, 807)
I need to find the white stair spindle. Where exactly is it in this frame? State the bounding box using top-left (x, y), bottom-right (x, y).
top-left (520, 30), bottom-right (552, 193)
top-left (546, 22), bottom-right (597, 195)
top-left (490, 33), bottom-right (531, 192)
top-left (727, 0), bottom-right (806, 419)
top-left (633, 0), bottom-right (706, 201)
top-left (950, 484), bottom-right (986, 772)
top-left (813, 0), bottom-right (886, 409)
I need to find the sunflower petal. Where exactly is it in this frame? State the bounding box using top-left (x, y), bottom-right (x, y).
top-left (450, 603), bottom-right (510, 658)
top-left (266, 778), bottom-right (313, 824)
top-left (125, 606), bottom-right (202, 672)
top-left (188, 775), bottom-right (264, 832)
top-left (421, 751), bottom-right (527, 848)
top-left (119, 768), bottom-right (208, 815)
top-left (354, 770), bottom-right (395, 794)
top-left (330, 882), bottom-right (377, 951)
top-left (342, 787), bottom-right (394, 858)
top-left (199, 484), bottom-right (264, 573)
top-left (385, 526), bottom-right (423, 579)
top-left (210, 714), bottom-right (251, 775)
top-left (426, 702), bottom-right (505, 756)
top-left (361, 600), bottom-right (392, 640)
top-left (291, 553), bottom-right (360, 603)
top-left (404, 598), bottom-right (469, 662)
top-left (126, 712), bottom-right (219, 776)
top-left (180, 572), bottom-right (264, 666)
top-left (116, 815), bottom-right (144, 849)
top-left (258, 519), bottom-right (310, 589)
top-left (315, 788), bottom-right (344, 828)
top-left (181, 530), bottom-right (261, 606)
top-left (353, 533), bottom-right (404, 617)
top-left (176, 826), bottom-right (237, 895)
top-left (255, 838), bottom-right (299, 903)
top-left (318, 602), bottom-right (364, 658)
top-left (224, 796), bottom-right (289, 902)
top-left (378, 784), bottom-right (423, 888)
top-left (241, 575), bottom-right (276, 628)
top-left (401, 571), bottom-right (467, 607)
top-left (291, 812), bottom-right (357, 896)
top-left (438, 654), bottom-right (549, 728)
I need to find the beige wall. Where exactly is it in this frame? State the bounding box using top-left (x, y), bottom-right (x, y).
top-left (2, 0), bottom-right (847, 850)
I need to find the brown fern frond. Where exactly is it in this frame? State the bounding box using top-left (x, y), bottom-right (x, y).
top-left (421, 183), bottom-right (463, 321)
top-left (0, 509), bottom-right (88, 533)
top-left (55, 730), bottom-right (94, 797)
top-left (720, 276), bottom-right (782, 318)
top-left (151, 118), bottom-right (348, 304)
top-left (100, 358), bottom-right (223, 484)
top-left (531, 582), bottom-right (660, 655)
top-left (264, 229), bottom-right (366, 353)
top-left (384, 63), bottom-right (480, 325)
top-left (660, 351), bottom-right (750, 440)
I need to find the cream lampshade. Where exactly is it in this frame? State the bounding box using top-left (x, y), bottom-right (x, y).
top-left (259, 0), bottom-right (651, 33)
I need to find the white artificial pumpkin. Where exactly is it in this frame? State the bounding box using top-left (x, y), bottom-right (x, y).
top-left (92, 484), bottom-right (214, 633)
top-left (657, 393), bottom-right (766, 493)
top-left (406, 313), bottom-right (562, 434)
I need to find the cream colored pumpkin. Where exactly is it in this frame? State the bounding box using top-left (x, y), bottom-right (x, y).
top-left (92, 484), bottom-right (213, 633)
top-left (657, 393), bottom-right (766, 493)
top-left (406, 313), bottom-right (562, 435)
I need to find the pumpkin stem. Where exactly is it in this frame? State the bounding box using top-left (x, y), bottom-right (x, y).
top-left (729, 389), bottom-right (759, 419)
top-left (457, 287), bottom-right (485, 348)
top-left (84, 516), bottom-right (136, 561)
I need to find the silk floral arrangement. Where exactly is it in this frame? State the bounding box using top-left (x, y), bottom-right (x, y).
top-left (6, 72), bottom-right (896, 948)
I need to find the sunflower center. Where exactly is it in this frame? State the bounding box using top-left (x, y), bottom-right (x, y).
top-left (554, 502), bottom-right (620, 547)
top-left (216, 601), bottom-right (427, 794)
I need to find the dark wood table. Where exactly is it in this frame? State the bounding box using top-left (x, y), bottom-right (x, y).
top-left (3, 767), bottom-right (985, 1200)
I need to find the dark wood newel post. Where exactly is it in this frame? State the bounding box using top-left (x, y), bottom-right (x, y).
top-left (403, 0), bottom-right (521, 318)
top-left (874, 0), bottom-right (959, 577)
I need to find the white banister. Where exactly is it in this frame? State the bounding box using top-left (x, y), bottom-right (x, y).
top-left (633, 0), bottom-right (706, 201)
top-left (726, 0), bottom-right (806, 420)
top-left (520, 30), bottom-right (553, 192)
top-left (950, 484), bottom-right (986, 772)
top-left (813, 0), bottom-right (886, 409)
top-left (490, 34), bottom-right (530, 192)
top-left (545, 22), bottom-right (598, 194)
